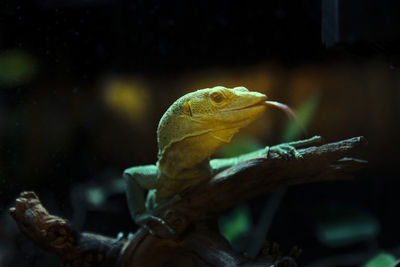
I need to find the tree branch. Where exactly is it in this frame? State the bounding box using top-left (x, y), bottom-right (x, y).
top-left (183, 136), bottom-right (367, 215)
top-left (9, 136), bottom-right (367, 267)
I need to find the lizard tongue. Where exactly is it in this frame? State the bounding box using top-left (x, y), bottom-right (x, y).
top-left (263, 101), bottom-right (297, 121)
top-left (263, 101), bottom-right (308, 137)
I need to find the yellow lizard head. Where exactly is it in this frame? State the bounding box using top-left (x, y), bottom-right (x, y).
top-left (157, 86), bottom-right (267, 160)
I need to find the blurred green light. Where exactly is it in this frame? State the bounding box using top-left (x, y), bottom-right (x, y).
top-left (0, 49), bottom-right (36, 87)
top-left (87, 188), bottom-right (105, 207)
top-left (316, 212), bottom-right (380, 247)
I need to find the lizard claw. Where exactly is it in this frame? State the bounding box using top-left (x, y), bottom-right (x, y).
top-left (147, 215), bottom-right (176, 235)
top-left (135, 214), bottom-right (176, 236)
top-left (134, 193), bottom-right (184, 237)
top-left (269, 144), bottom-right (303, 160)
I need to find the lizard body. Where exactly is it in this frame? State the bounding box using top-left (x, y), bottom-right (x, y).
top-left (123, 86), bottom-right (298, 234)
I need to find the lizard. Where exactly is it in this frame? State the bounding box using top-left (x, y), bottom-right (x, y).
top-left (123, 86), bottom-right (302, 235)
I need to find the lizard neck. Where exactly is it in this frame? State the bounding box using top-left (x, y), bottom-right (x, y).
top-left (157, 128), bottom-right (238, 180)
top-left (155, 159), bottom-right (211, 199)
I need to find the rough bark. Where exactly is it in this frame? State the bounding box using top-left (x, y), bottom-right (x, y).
top-left (9, 136), bottom-right (367, 267)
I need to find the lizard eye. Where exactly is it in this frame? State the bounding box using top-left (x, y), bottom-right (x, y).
top-left (210, 92), bottom-right (224, 104)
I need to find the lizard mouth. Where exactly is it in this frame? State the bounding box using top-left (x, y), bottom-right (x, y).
top-left (245, 100), bottom-right (267, 109)
top-left (225, 99), bottom-right (298, 122)
top-left (228, 99), bottom-right (266, 112)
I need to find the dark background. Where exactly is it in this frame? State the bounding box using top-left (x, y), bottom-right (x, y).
top-left (1, 1), bottom-right (400, 266)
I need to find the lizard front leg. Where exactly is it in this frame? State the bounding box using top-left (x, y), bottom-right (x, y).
top-left (123, 165), bottom-right (176, 235)
top-left (210, 136), bottom-right (322, 173)
top-left (268, 136), bottom-right (322, 159)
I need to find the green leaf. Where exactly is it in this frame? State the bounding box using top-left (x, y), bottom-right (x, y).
top-left (282, 91), bottom-right (320, 142)
top-left (215, 136), bottom-right (263, 158)
top-left (363, 253), bottom-right (397, 267)
top-left (218, 204), bottom-right (252, 243)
